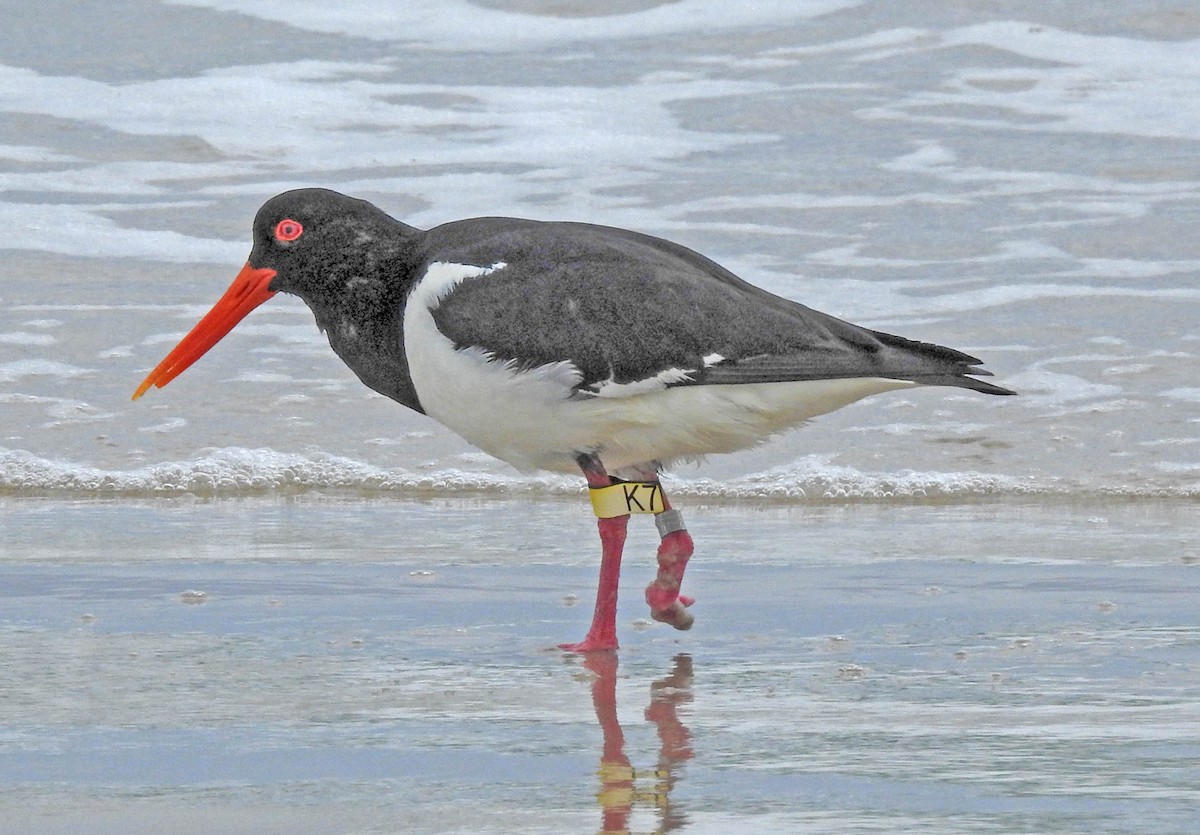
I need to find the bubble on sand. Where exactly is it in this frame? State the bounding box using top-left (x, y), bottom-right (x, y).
top-left (0, 359), bottom-right (92, 382)
top-left (138, 417), bottom-right (188, 434)
top-left (0, 331), bottom-right (56, 346)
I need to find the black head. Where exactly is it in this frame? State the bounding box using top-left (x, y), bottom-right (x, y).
top-left (247, 188), bottom-right (411, 299)
top-left (132, 188), bottom-right (417, 400)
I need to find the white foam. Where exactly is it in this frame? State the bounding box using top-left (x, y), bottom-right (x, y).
top-left (859, 22), bottom-right (1200, 141)
top-left (2, 446), bottom-right (1195, 500)
top-left (1155, 461), bottom-right (1200, 475)
top-left (1163, 388), bottom-right (1200, 403)
top-left (0, 200), bottom-right (240, 263)
top-left (1004, 365), bottom-right (1122, 407)
top-left (882, 139), bottom-right (1199, 203)
top-left (0, 59), bottom-right (777, 259)
top-left (165, 0), bottom-right (861, 47)
top-left (0, 394), bottom-right (114, 426)
top-left (0, 446), bottom-right (575, 497)
top-left (675, 455), bottom-right (1036, 501)
top-left (0, 332), bottom-right (56, 346)
top-left (137, 417), bottom-right (188, 434)
top-left (0, 143), bottom-right (78, 163)
top-left (0, 6), bottom-right (1193, 504)
top-left (97, 346), bottom-right (135, 359)
top-left (229, 372), bottom-right (297, 384)
top-left (745, 267), bottom-right (1200, 324)
top-left (0, 60), bottom-right (767, 185)
top-left (0, 360), bottom-right (92, 382)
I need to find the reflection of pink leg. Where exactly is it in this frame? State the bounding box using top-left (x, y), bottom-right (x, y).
top-left (560, 456), bottom-right (630, 653)
top-left (645, 653), bottom-right (694, 762)
top-left (645, 499), bottom-right (696, 631)
top-left (644, 653), bottom-right (694, 831)
top-left (582, 652), bottom-right (632, 833)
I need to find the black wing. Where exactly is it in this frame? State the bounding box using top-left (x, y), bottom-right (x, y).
top-left (421, 218), bottom-right (1014, 397)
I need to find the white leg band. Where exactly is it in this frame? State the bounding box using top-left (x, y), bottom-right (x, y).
top-left (654, 508), bottom-right (687, 537)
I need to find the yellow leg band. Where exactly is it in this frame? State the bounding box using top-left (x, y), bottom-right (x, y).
top-left (589, 481), bottom-right (665, 518)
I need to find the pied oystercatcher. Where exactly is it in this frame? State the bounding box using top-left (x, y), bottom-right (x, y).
top-left (134, 188), bottom-right (1014, 652)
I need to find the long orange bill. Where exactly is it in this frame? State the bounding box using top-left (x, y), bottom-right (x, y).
top-left (132, 263), bottom-right (278, 400)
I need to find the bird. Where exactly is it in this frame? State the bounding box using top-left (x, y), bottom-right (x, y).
top-left (133, 188), bottom-right (1014, 652)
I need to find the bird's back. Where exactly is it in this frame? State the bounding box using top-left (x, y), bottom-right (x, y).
top-left (420, 217), bottom-right (1014, 398)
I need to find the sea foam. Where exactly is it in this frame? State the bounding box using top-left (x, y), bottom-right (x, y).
top-left (2, 446), bottom-right (1194, 501)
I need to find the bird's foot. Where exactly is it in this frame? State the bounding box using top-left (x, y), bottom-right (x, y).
top-left (648, 594), bottom-right (695, 631)
top-left (644, 527), bottom-right (695, 631)
top-left (558, 634), bottom-right (619, 654)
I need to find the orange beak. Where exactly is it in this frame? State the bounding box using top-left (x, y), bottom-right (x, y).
top-left (132, 263), bottom-right (278, 400)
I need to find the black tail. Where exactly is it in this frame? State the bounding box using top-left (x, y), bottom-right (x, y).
top-left (932, 373), bottom-right (1017, 396)
top-left (870, 330), bottom-right (1017, 396)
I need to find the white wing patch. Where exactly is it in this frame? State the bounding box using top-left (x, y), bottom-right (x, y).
top-left (411, 260), bottom-right (507, 311)
top-left (584, 351), bottom-right (723, 398)
top-left (588, 367), bottom-right (695, 398)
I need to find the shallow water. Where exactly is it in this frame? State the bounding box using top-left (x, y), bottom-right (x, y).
top-left (2, 0), bottom-right (1198, 498)
top-left (2, 1), bottom-right (1199, 832)
top-left (2, 497), bottom-right (1199, 834)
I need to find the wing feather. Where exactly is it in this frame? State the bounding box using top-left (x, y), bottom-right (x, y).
top-left (421, 218), bottom-right (1014, 398)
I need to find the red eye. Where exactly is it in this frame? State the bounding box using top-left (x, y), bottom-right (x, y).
top-left (273, 218), bottom-right (304, 242)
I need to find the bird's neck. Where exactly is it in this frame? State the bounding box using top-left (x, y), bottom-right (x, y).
top-left (308, 246), bottom-right (428, 414)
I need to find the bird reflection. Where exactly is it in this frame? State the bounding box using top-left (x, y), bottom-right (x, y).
top-left (582, 652), bottom-right (694, 834)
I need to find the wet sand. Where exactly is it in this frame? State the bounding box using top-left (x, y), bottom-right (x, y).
top-left (1, 497), bottom-right (1197, 834)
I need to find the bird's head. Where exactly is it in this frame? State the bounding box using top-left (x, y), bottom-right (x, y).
top-left (132, 188), bottom-right (401, 400)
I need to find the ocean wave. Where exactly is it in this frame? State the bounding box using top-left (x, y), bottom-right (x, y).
top-left (675, 458), bottom-right (1040, 501)
top-left (2, 447), bottom-right (1195, 502)
top-left (0, 446), bottom-right (574, 498)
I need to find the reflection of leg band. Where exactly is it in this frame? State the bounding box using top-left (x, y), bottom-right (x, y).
top-left (589, 481), bottom-right (665, 518)
top-left (654, 508), bottom-right (686, 537)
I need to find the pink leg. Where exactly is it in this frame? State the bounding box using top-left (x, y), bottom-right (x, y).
top-left (618, 463), bottom-right (696, 631)
top-left (644, 500), bottom-right (696, 631)
top-left (560, 456), bottom-right (630, 653)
